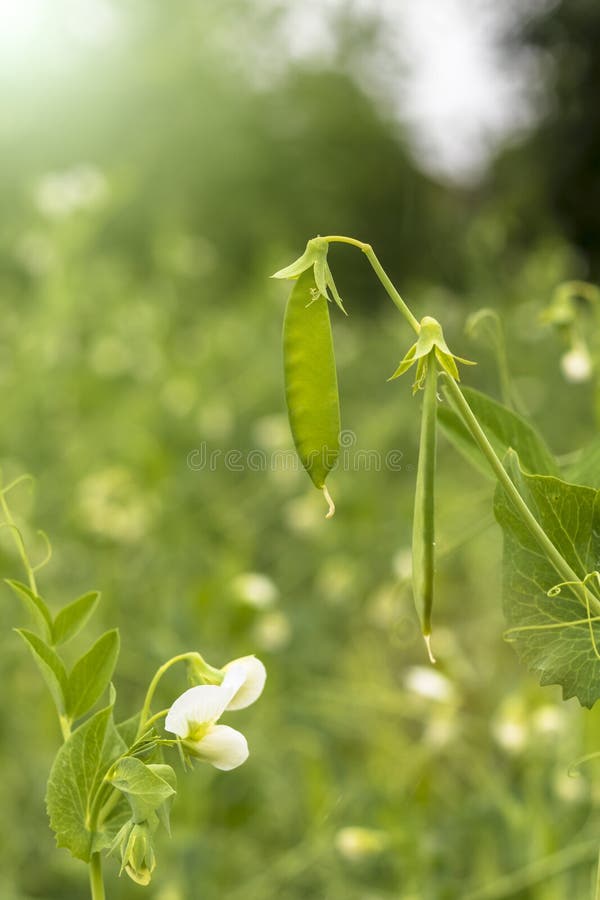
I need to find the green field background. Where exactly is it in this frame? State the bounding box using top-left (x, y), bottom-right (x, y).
top-left (1, 3), bottom-right (600, 898)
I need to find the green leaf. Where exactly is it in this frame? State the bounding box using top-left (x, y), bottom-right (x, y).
top-left (15, 628), bottom-right (68, 713)
top-left (46, 699), bottom-right (123, 862)
top-left (52, 591), bottom-right (100, 646)
top-left (565, 436), bottom-right (600, 489)
top-left (116, 712), bottom-right (142, 748)
top-left (439, 386), bottom-right (558, 479)
top-left (494, 451), bottom-right (600, 707)
top-left (149, 764), bottom-right (177, 835)
top-left (66, 630), bottom-right (120, 721)
top-left (6, 579), bottom-right (53, 641)
top-left (107, 757), bottom-right (176, 824)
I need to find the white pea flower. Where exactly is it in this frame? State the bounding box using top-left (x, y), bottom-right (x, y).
top-left (165, 683), bottom-right (248, 770)
top-left (221, 655), bottom-right (267, 710)
top-left (165, 655), bottom-right (266, 770)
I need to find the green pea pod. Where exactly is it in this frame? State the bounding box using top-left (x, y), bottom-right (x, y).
top-left (412, 351), bottom-right (438, 662)
top-left (283, 269), bottom-right (340, 516)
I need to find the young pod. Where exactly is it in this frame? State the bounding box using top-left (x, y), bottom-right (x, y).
top-left (283, 269), bottom-right (340, 515)
top-left (412, 351), bottom-right (438, 661)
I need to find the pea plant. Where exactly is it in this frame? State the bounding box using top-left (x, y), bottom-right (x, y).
top-left (274, 236), bottom-right (600, 705)
top-left (1, 475), bottom-right (266, 898)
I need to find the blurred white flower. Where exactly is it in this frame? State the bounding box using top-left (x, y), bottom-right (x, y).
top-left (392, 547), bottom-right (413, 581)
top-left (34, 164), bottom-right (108, 219)
top-left (531, 705), bottom-right (566, 738)
top-left (253, 610), bottom-right (292, 651)
top-left (560, 344), bottom-right (593, 383)
top-left (491, 695), bottom-right (528, 754)
top-left (232, 572), bottom-right (278, 609)
top-left (405, 666), bottom-right (455, 703)
top-left (334, 826), bottom-right (388, 861)
top-left (77, 467), bottom-right (152, 543)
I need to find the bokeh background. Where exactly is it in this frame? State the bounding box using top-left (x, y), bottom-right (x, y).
top-left (1, 1), bottom-right (600, 898)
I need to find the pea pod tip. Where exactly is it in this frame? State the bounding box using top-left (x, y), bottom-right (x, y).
top-left (322, 484), bottom-right (336, 519)
top-left (423, 633), bottom-right (436, 665)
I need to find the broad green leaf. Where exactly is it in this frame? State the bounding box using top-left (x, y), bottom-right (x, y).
top-left (66, 629), bottom-right (120, 721)
top-left (52, 591), bottom-right (100, 646)
top-left (46, 699), bottom-right (123, 861)
top-left (116, 712), bottom-right (142, 748)
top-left (107, 757), bottom-right (176, 824)
top-left (565, 436), bottom-right (600, 489)
top-left (6, 579), bottom-right (52, 641)
top-left (439, 386), bottom-right (558, 479)
top-left (494, 451), bottom-right (600, 707)
top-left (15, 628), bottom-right (67, 713)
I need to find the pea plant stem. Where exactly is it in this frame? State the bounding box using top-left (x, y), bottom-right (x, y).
top-left (442, 374), bottom-right (600, 617)
top-left (88, 853), bottom-right (105, 900)
top-left (326, 237), bottom-right (600, 618)
top-left (137, 652), bottom-right (222, 739)
top-left (0, 476), bottom-right (73, 740)
top-left (323, 236), bottom-right (421, 333)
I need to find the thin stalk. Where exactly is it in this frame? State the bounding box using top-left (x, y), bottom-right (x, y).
top-left (323, 236), bottom-right (420, 333)
top-left (595, 847), bottom-right (600, 900)
top-left (0, 481), bottom-right (38, 595)
top-left (137, 652), bottom-right (221, 739)
top-left (88, 853), bottom-right (105, 900)
top-left (443, 374), bottom-right (600, 617)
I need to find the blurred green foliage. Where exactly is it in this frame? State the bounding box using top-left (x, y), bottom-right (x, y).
top-left (1, 1), bottom-right (600, 898)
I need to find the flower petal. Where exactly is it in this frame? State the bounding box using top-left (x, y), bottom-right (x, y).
top-left (222, 655), bottom-right (267, 710)
top-left (192, 724), bottom-right (249, 770)
top-left (165, 684), bottom-right (230, 738)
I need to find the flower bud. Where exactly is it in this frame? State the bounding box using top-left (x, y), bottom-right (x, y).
top-left (112, 820), bottom-right (157, 886)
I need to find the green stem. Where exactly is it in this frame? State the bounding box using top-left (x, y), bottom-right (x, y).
top-left (89, 853), bottom-right (105, 900)
top-left (137, 652), bottom-right (221, 739)
top-left (595, 847), bottom-right (600, 900)
top-left (59, 714), bottom-right (71, 742)
top-left (443, 374), bottom-right (600, 617)
top-left (323, 236), bottom-right (420, 333)
top-left (144, 708), bottom-right (170, 729)
top-left (324, 236), bottom-right (600, 617)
